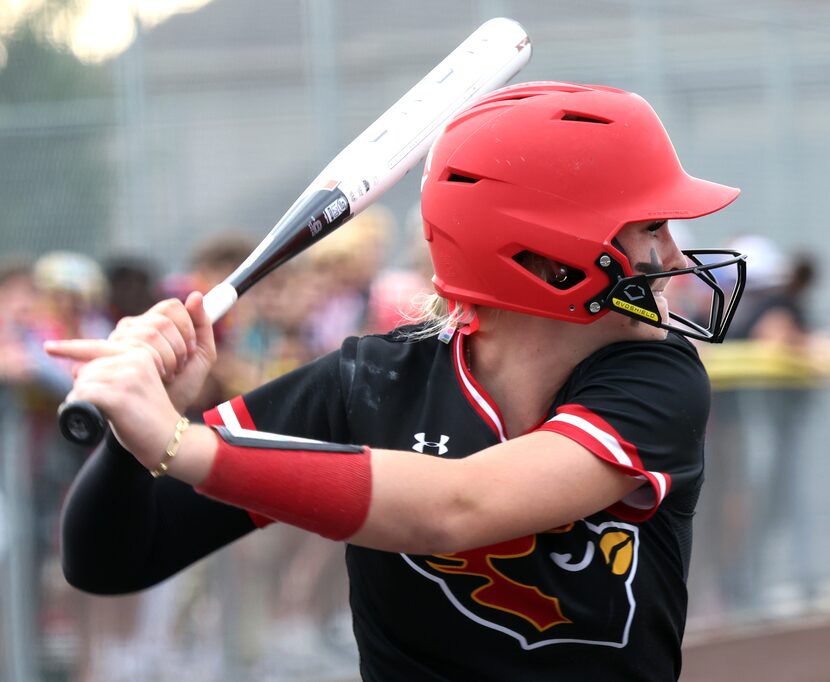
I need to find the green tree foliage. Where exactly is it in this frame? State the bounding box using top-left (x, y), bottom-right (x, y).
top-left (0, 25), bottom-right (113, 256)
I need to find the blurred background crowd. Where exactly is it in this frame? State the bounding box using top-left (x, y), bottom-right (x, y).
top-left (0, 203), bottom-right (438, 681)
top-left (4, 0), bottom-right (830, 680)
top-left (3, 209), bottom-right (830, 682)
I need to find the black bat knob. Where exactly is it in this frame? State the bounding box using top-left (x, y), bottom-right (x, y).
top-left (58, 400), bottom-right (106, 446)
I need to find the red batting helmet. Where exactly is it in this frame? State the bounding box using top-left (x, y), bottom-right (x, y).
top-left (421, 81), bottom-right (746, 342)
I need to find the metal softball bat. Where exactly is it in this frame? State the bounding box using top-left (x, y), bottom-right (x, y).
top-left (59, 17), bottom-right (532, 446)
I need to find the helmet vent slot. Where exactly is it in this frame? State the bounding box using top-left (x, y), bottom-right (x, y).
top-left (446, 172), bottom-right (481, 184)
top-left (559, 112), bottom-right (612, 125)
top-left (512, 251), bottom-right (585, 291)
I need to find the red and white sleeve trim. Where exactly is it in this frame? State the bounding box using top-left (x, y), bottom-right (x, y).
top-left (203, 397), bottom-right (273, 528)
top-left (204, 396), bottom-right (256, 431)
top-left (539, 404), bottom-right (671, 522)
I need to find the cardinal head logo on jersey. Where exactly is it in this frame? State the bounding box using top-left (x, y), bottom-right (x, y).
top-left (403, 519), bottom-right (639, 649)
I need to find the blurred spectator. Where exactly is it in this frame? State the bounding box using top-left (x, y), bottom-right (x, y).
top-left (104, 255), bottom-right (161, 322)
top-left (0, 256), bottom-right (97, 396)
top-left (161, 231), bottom-right (259, 333)
top-left (699, 235), bottom-right (823, 615)
top-left (727, 234), bottom-right (804, 342)
top-left (238, 261), bottom-right (317, 382)
top-left (366, 202), bottom-right (434, 334)
top-left (32, 251), bottom-right (111, 343)
top-left (0, 259), bottom-right (41, 388)
top-left (305, 205), bottom-right (394, 354)
top-left (1, 252), bottom-right (112, 677)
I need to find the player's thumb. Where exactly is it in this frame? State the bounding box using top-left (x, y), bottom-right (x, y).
top-left (184, 291), bottom-right (217, 360)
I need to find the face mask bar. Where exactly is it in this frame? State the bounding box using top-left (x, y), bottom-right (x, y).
top-left (588, 249), bottom-right (747, 343)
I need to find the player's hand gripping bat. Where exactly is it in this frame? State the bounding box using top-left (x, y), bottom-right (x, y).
top-left (57, 17), bottom-right (532, 446)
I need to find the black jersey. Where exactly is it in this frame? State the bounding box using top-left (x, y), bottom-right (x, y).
top-left (204, 326), bottom-right (709, 682)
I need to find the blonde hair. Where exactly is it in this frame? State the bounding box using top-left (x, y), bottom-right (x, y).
top-left (396, 252), bottom-right (562, 340)
top-left (398, 291), bottom-right (473, 341)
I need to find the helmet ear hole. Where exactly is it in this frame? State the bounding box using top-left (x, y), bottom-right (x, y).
top-left (557, 111), bottom-right (612, 125)
top-left (512, 250), bottom-right (585, 291)
top-left (445, 172), bottom-right (481, 184)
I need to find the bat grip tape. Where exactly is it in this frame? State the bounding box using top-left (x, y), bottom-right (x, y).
top-left (196, 427), bottom-right (372, 541)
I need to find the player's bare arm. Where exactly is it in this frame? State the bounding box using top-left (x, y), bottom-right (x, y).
top-left (47, 329), bottom-right (644, 556)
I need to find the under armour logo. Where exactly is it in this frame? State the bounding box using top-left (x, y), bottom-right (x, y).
top-left (412, 433), bottom-right (450, 455)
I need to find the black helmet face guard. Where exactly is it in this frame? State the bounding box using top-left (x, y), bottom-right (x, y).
top-left (588, 249), bottom-right (747, 343)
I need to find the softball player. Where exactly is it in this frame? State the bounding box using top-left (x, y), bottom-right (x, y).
top-left (49, 82), bottom-right (746, 680)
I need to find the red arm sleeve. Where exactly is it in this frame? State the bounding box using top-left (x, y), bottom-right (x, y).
top-left (195, 426), bottom-right (372, 541)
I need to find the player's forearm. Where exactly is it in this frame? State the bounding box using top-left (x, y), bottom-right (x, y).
top-left (353, 441), bottom-right (587, 554)
top-left (62, 432), bottom-right (166, 592)
top-left (190, 429), bottom-right (642, 554)
top-left (192, 441), bottom-right (525, 554)
top-left (162, 422), bottom-right (220, 484)
top-left (61, 430), bottom-right (254, 594)
top-left (356, 435), bottom-right (644, 554)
